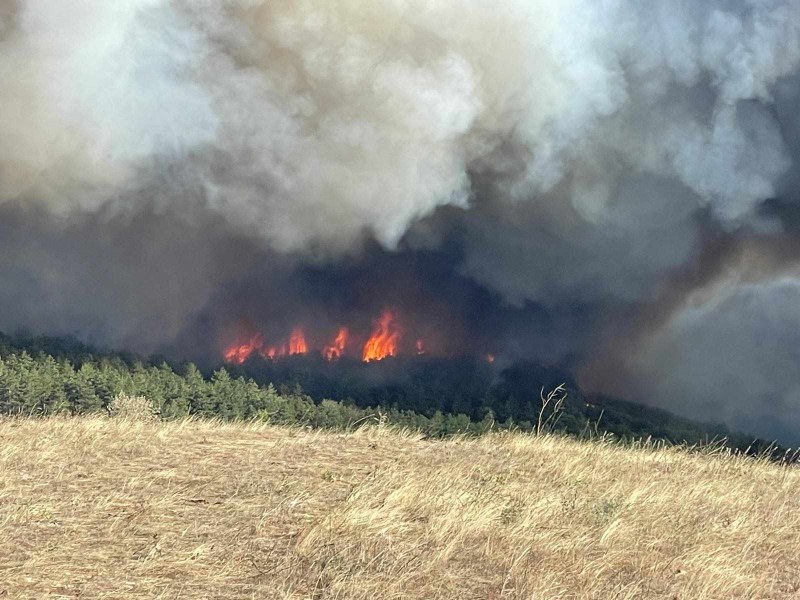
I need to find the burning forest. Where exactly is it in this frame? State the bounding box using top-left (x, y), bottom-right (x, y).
top-left (7, 4), bottom-right (800, 598)
top-left (3, 0), bottom-right (800, 444)
top-left (223, 310), bottom-right (400, 365)
top-left (223, 308), bottom-right (488, 366)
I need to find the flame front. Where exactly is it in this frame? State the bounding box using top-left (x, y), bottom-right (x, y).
top-left (224, 310), bottom-right (417, 364)
top-left (223, 333), bottom-right (264, 365)
top-left (362, 309), bottom-right (401, 362)
top-left (224, 330), bottom-right (297, 364)
top-left (289, 327), bottom-right (308, 355)
top-left (324, 328), bottom-right (349, 361)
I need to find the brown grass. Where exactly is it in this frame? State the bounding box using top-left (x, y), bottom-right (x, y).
top-left (1, 416), bottom-right (799, 599)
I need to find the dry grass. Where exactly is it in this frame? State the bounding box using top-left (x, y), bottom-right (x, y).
top-left (106, 393), bottom-right (160, 422)
top-left (1, 417), bottom-right (799, 599)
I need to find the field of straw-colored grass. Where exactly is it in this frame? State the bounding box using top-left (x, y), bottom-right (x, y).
top-left (1, 416), bottom-right (799, 599)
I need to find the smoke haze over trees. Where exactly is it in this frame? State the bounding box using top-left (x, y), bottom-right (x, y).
top-left (2, 0), bottom-right (800, 441)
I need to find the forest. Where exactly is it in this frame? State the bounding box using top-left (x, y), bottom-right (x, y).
top-left (0, 332), bottom-right (782, 455)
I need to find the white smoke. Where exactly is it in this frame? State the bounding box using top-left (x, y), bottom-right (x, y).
top-left (4, 0), bottom-right (798, 251)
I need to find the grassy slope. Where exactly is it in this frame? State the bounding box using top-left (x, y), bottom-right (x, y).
top-left (1, 417), bottom-right (799, 599)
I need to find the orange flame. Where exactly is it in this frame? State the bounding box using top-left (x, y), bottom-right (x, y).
top-left (289, 327), bottom-right (308, 355)
top-left (224, 333), bottom-right (264, 365)
top-left (362, 309), bottom-right (401, 362)
top-left (416, 339), bottom-right (425, 355)
top-left (486, 353), bottom-right (496, 364)
top-left (263, 345), bottom-right (286, 360)
top-left (324, 328), bottom-right (349, 361)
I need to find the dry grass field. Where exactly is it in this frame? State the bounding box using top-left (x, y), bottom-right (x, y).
top-left (1, 416), bottom-right (799, 599)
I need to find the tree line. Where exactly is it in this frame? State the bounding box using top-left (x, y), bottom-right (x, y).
top-left (0, 332), bottom-right (786, 456)
top-left (0, 351), bottom-right (506, 436)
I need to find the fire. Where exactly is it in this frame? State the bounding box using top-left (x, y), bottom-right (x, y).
top-left (223, 333), bottom-right (264, 365)
top-left (324, 328), bottom-right (349, 361)
top-left (289, 327), bottom-right (308, 355)
top-left (224, 310), bottom-right (438, 364)
top-left (224, 328), bottom-right (302, 364)
top-left (486, 353), bottom-right (496, 364)
top-left (264, 346), bottom-right (285, 360)
top-left (362, 309), bottom-right (401, 362)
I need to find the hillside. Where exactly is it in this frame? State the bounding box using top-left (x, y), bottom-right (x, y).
top-left (0, 332), bottom-right (781, 452)
top-left (2, 417), bottom-right (799, 599)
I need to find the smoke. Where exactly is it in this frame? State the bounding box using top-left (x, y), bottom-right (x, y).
top-left (601, 276), bottom-right (800, 445)
top-left (3, 0), bottom-right (800, 441)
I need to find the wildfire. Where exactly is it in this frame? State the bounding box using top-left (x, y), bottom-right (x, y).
top-left (324, 328), bottom-right (349, 361)
top-left (224, 333), bottom-right (264, 365)
top-left (264, 346), bottom-right (285, 360)
top-left (289, 327), bottom-right (308, 355)
top-left (224, 310), bottom-right (428, 365)
top-left (362, 309), bottom-right (401, 362)
top-left (223, 327), bottom-right (304, 365)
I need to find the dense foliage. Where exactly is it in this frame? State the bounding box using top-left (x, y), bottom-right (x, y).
top-left (0, 332), bottom-right (781, 454)
top-left (0, 349), bottom-right (494, 436)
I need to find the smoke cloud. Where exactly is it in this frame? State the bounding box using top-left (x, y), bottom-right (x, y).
top-left (3, 0), bottom-right (800, 441)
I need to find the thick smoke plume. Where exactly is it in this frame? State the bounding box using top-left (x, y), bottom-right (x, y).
top-left (2, 0), bottom-right (800, 441)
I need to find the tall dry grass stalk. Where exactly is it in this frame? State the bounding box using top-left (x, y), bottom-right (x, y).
top-left (107, 393), bottom-right (160, 422)
top-left (1, 416), bottom-right (798, 599)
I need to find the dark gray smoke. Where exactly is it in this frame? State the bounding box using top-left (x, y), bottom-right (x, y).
top-left (3, 0), bottom-right (800, 442)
